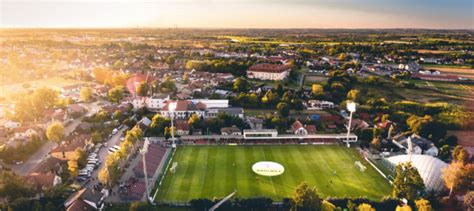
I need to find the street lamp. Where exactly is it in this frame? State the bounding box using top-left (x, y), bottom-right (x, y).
top-left (168, 102), bottom-right (177, 148)
top-left (346, 101), bottom-right (356, 148)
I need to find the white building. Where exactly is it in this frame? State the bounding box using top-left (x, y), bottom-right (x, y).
top-left (307, 100), bottom-right (335, 110)
top-left (247, 63), bottom-right (291, 81)
top-left (160, 100), bottom-right (229, 119)
top-left (126, 95), bottom-right (169, 110)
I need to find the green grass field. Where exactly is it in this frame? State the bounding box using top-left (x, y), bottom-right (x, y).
top-left (156, 145), bottom-right (392, 202)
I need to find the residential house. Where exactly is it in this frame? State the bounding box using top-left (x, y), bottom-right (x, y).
top-left (31, 157), bottom-right (63, 175)
top-left (247, 63), bottom-right (291, 81)
top-left (64, 188), bottom-right (105, 211)
top-left (393, 134), bottom-right (439, 156)
top-left (175, 120), bottom-right (190, 135)
top-left (13, 127), bottom-right (38, 139)
top-left (220, 126), bottom-right (242, 136)
top-left (291, 120), bottom-right (317, 135)
top-left (61, 84), bottom-right (82, 95)
top-left (50, 134), bottom-right (92, 161)
top-left (25, 172), bottom-right (62, 193)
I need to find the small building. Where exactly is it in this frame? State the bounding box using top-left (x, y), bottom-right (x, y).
top-left (221, 126), bottom-right (242, 136)
top-left (64, 188), bottom-right (105, 211)
top-left (50, 134), bottom-right (92, 161)
top-left (393, 134), bottom-right (439, 157)
top-left (13, 127), bottom-right (38, 139)
top-left (307, 100), bottom-right (335, 110)
top-left (175, 120), bottom-right (190, 136)
top-left (25, 172), bottom-right (62, 193)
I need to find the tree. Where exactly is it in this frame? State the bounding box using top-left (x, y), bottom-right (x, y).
top-left (233, 78), bottom-right (249, 93)
top-left (357, 203), bottom-right (375, 211)
top-left (347, 89), bottom-right (360, 102)
top-left (291, 182), bottom-right (322, 211)
top-left (277, 102), bottom-right (290, 117)
top-left (32, 201), bottom-right (43, 211)
top-left (464, 191), bottom-right (474, 211)
top-left (108, 86), bottom-right (124, 103)
top-left (183, 72), bottom-right (189, 83)
top-left (44, 202), bottom-right (55, 211)
top-left (73, 148), bottom-right (86, 167)
top-left (46, 122), bottom-right (64, 143)
top-left (395, 205), bottom-right (413, 211)
top-left (91, 131), bottom-right (102, 144)
top-left (452, 145), bottom-right (469, 164)
top-left (392, 162), bottom-right (425, 200)
top-left (98, 164), bottom-right (111, 187)
top-left (442, 161), bottom-right (473, 197)
top-left (160, 76), bottom-right (177, 93)
top-left (68, 159), bottom-right (78, 178)
top-left (337, 53), bottom-right (347, 61)
top-left (150, 114), bottom-right (171, 136)
top-left (312, 84), bottom-right (324, 95)
top-left (0, 172), bottom-right (33, 201)
top-left (136, 82), bottom-right (149, 97)
top-left (79, 87), bottom-right (94, 102)
top-left (415, 199), bottom-right (432, 211)
top-left (438, 145), bottom-right (451, 161)
top-left (188, 114), bottom-right (201, 128)
top-left (321, 200), bottom-right (336, 211)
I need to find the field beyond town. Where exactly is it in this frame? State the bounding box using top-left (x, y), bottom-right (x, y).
top-left (156, 145), bottom-right (392, 202)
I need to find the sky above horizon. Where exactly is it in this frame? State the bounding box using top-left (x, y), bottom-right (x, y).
top-left (1, 0), bottom-right (473, 29)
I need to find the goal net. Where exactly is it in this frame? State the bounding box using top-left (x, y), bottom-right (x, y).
top-left (354, 161), bottom-right (366, 172)
top-left (170, 162), bottom-right (178, 173)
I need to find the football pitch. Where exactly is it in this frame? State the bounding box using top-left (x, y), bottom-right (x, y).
top-left (156, 145), bottom-right (391, 202)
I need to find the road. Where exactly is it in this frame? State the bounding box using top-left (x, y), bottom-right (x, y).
top-left (11, 100), bottom-right (103, 176)
top-left (84, 127), bottom-right (127, 189)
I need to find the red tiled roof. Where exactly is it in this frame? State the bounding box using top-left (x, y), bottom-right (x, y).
top-left (305, 125), bottom-right (317, 134)
top-left (248, 63), bottom-right (291, 73)
top-left (162, 101), bottom-right (196, 112)
top-left (66, 199), bottom-right (95, 211)
top-left (51, 134), bottom-right (90, 153)
top-left (25, 172), bottom-right (56, 191)
top-left (126, 73), bottom-right (157, 95)
top-left (291, 120), bottom-right (304, 132)
top-left (175, 120), bottom-right (190, 131)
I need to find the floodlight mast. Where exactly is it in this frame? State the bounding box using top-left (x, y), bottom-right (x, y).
top-left (346, 101), bottom-right (356, 147)
top-left (141, 138), bottom-right (150, 202)
top-left (168, 102), bottom-right (177, 148)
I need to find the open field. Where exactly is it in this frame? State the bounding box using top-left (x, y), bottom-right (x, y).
top-left (0, 77), bottom-right (89, 99)
top-left (304, 74), bottom-right (329, 85)
top-left (156, 145), bottom-right (392, 202)
top-left (423, 65), bottom-right (474, 80)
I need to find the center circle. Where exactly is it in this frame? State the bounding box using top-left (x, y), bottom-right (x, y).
top-left (252, 161), bottom-right (285, 176)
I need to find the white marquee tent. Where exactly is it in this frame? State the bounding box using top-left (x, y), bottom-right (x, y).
top-left (387, 154), bottom-right (448, 192)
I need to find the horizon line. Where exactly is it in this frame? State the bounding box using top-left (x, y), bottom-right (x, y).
top-left (1, 26), bottom-right (474, 31)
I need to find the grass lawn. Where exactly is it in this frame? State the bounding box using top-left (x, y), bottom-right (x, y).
top-left (156, 145), bottom-right (392, 203)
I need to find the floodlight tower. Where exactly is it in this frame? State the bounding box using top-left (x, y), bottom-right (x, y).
top-left (346, 101), bottom-right (357, 148)
top-left (168, 102), bottom-right (177, 148)
top-left (140, 138), bottom-right (150, 201)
